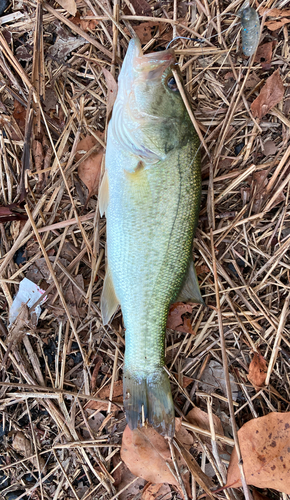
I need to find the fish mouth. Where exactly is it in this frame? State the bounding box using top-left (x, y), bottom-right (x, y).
top-left (134, 40), bottom-right (175, 79)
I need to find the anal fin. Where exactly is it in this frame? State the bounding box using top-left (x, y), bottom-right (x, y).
top-left (99, 170), bottom-right (109, 216)
top-left (176, 258), bottom-right (205, 306)
top-left (101, 266), bottom-right (119, 325)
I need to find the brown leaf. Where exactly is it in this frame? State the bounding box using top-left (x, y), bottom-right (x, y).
top-left (196, 265), bottom-right (210, 276)
top-left (263, 139), bottom-right (277, 156)
top-left (13, 431), bottom-right (46, 472)
top-left (90, 355), bottom-right (103, 392)
top-left (57, 0), bottom-right (76, 16)
top-left (226, 412), bottom-right (290, 493)
top-left (76, 133), bottom-right (104, 200)
top-left (167, 303), bottom-right (195, 335)
top-left (78, 149), bottom-right (103, 198)
top-left (13, 100), bottom-right (26, 133)
top-left (259, 7), bottom-right (290, 17)
top-left (265, 18), bottom-right (290, 31)
top-left (130, 0), bottom-right (151, 15)
top-left (112, 456), bottom-right (146, 500)
top-left (102, 67), bottom-right (118, 117)
top-left (247, 352), bottom-right (267, 389)
top-left (141, 483), bottom-right (172, 500)
top-left (251, 69), bottom-right (284, 119)
top-left (87, 379), bottom-right (123, 411)
top-left (70, 10), bottom-right (99, 31)
top-left (186, 407), bottom-right (225, 451)
top-left (254, 42), bottom-right (273, 70)
top-left (133, 22), bottom-right (156, 44)
top-left (121, 423), bottom-right (191, 497)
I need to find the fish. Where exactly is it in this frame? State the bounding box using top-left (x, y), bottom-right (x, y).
top-left (240, 6), bottom-right (260, 56)
top-left (99, 37), bottom-right (204, 437)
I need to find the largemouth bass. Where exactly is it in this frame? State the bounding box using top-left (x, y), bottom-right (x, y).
top-left (99, 37), bottom-right (204, 437)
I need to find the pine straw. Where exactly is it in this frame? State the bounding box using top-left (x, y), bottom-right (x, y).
top-left (0, 0), bottom-right (289, 499)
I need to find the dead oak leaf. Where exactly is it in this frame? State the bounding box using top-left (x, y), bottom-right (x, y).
top-left (130, 0), bottom-right (151, 15)
top-left (254, 42), bottom-right (273, 70)
top-left (251, 69), bottom-right (284, 119)
top-left (226, 412), bottom-right (290, 493)
top-left (247, 352), bottom-right (267, 389)
top-left (259, 7), bottom-right (290, 17)
top-left (70, 10), bottom-right (98, 31)
top-left (76, 133), bottom-right (104, 200)
top-left (265, 18), bottom-right (290, 31)
top-left (141, 483), bottom-right (172, 500)
top-left (57, 0), bottom-right (76, 16)
top-left (121, 422), bottom-right (191, 497)
top-left (167, 302), bottom-right (195, 335)
top-left (87, 379), bottom-right (123, 411)
top-left (102, 67), bottom-right (118, 117)
top-left (186, 407), bottom-right (226, 452)
top-left (78, 149), bottom-right (103, 199)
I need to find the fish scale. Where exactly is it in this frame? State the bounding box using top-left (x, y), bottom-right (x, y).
top-left (100, 38), bottom-right (204, 436)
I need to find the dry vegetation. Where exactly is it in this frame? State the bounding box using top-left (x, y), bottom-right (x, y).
top-left (0, 0), bottom-right (290, 499)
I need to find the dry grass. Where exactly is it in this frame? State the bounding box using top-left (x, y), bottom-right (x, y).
top-left (0, 0), bottom-right (290, 498)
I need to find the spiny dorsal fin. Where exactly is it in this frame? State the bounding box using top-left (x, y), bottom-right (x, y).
top-left (101, 266), bottom-right (119, 325)
top-left (176, 258), bottom-right (205, 306)
top-left (99, 170), bottom-right (109, 216)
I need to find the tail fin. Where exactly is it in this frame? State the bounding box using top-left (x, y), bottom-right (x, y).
top-left (123, 368), bottom-right (175, 437)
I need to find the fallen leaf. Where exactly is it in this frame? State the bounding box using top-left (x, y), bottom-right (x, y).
top-left (70, 10), bottom-right (99, 31)
top-left (251, 69), bottom-right (284, 119)
top-left (141, 483), bottom-right (172, 500)
top-left (200, 360), bottom-right (239, 401)
top-left (254, 42), bottom-right (273, 69)
top-left (102, 67), bottom-right (118, 116)
top-left (76, 133), bottom-right (104, 200)
top-left (263, 139), bottom-right (277, 156)
top-left (196, 265), bottom-right (210, 275)
top-left (121, 423), bottom-right (191, 497)
top-left (167, 302), bottom-right (195, 335)
top-left (87, 379), bottom-right (123, 411)
top-left (90, 355), bottom-right (103, 391)
top-left (48, 35), bottom-right (86, 60)
top-left (130, 0), bottom-right (151, 15)
top-left (259, 7), bottom-right (290, 17)
top-left (133, 22), bottom-right (156, 44)
top-left (13, 100), bottom-right (26, 133)
top-left (265, 18), bottom-right (290, 31)
top-left (252, 171), bottom-right (268, 214)
top-left (247, 352), bottom-right (267, 389)
top-left (226, 412), bottom-right (290, 493)
top-left (57, 0), bottom-right (76, 16)
top-left (113, 457), bottom-right (146, 500)
top-left (186, 407), bottom-right (226, 451)
top-left (13, 431), bottom-right (46, 472)
top-left (78, 149), bottom-right (103, 199)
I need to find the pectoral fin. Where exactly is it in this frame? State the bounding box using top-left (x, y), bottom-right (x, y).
top-left (101, 266), bottom-right (119, 325)
top-left (99, 170), bottom-right (109, 216)
top-left (176, 258), bottom-right (205, 306)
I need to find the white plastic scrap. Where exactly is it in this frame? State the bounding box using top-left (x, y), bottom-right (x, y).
top-left (9, 278), bottom-right (47, 326)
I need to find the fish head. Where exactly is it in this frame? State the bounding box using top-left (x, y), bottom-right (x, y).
top-left (113, 38), bottom-right (193, 161)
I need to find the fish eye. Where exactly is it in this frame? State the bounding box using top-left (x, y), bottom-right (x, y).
top-left (167, 76), bottom-right (178, 92)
